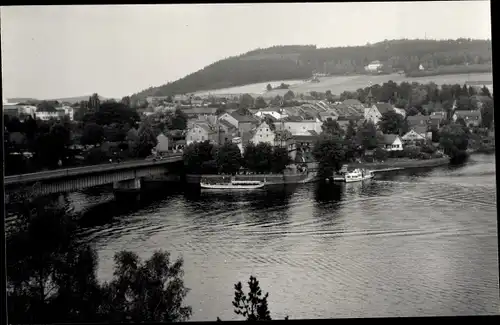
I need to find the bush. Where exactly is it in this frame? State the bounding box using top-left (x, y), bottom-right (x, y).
top-left (403, 145), bottom-right (421, 159)
top-left (420, 142), bottom-right (437, 154)
top-left (431, 151), bottom-right (444, 159)
top-left (388, 150), bottom-right (405, 159)
top-left (373, 148), bottom-right (389, 161)
top-left (418, 152), bottom-right (432, 160)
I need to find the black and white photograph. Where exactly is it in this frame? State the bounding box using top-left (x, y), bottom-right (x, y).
top-left (2, 1), bottom-right (497, 323)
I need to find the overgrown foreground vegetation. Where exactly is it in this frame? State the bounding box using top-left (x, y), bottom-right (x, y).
top-left (6, 199), bottom-right (280, 323)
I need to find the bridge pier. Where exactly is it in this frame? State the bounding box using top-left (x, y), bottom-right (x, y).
top-left (113, 178), bottom-right (141, 201)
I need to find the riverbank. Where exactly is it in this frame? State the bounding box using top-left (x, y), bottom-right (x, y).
top-left (186, 172), bottom-right (317, 185)
top-left (348, 157), bottom-right (451, 171)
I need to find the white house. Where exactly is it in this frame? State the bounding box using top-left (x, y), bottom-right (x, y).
top-left (401, 127), bottom-right (430, 145)
top-left (364, 103), bottom-right (403, 126)
top-left (218, 112), bottom-right (239, 129)
top-left (381, 134), bottom-right (403, 151)
top-left (35, 110), bottom-right (66, 121)
top-left (254, 108), bottom-right (287, 120)
top-left (58, 106), bottom-right (74, 121)
top-left (155, 133), bottom-right (170, 153)
top-left (277, 118), bottom-right (322, 135)
top-left (250, 121), bottom-right (276, 146)
top-left (364, 60), bottom-right (383, 72)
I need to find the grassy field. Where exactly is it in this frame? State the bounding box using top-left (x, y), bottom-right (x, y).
top-left (194, 72), bottom-right (493, 98)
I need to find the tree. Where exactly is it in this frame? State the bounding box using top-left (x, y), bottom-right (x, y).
top-left (88, 93), bottom-right (101, 111)
top-left (243, 142), bottom-right (273, 173)
top-left (321, 118), bottom-right (344, 137)
top-left (356, 121), bottom-right (379, 150)
top-left (266, 84), bottom-right (272, 92)
top-left (439, 123), bottom-right (469, 158)
top-left (283, 90), bottom-right (295, 101)
top-left (121, 96), bottom-right (131, 107)
top-left (216, 107), bottom-right (227, 116)
top-left (171, 108), bottom-right (188, 130)
top-left (36, 101), bottom-right (57, 112)
top-left (215, 142), bottom-right (242, 174)
top-left (254, 97), bottom-right (267, 109)
top-left (135, 121), bottom-right (158, 158)
top-left (312, 135), bottom-right (346, 178)
top-left (378, 111), bottom-right (408, 135)
top-left (183, 141), bottom-right (216, 174)
top-left (99, 250), bottom-right (192, 322)
top-left (480, 85), bottom-right (492, 98)
top-left (6, 116), bottom-right (23, 133)
top-left (81, 123), bottom-right (104, 146)
top-left (270, 147), bottom-right (292, 173)
top-left (239, 94), bottom-right (255, 110)
top-left (270, 95), bottom-right (282, 107)
top-left (232, 276), bottom-right (271, 321)
top-left (480, 98), bottom-right (494, 129)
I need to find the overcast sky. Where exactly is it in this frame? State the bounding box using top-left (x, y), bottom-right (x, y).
top-left (1, 2), bottom-right (492, 100)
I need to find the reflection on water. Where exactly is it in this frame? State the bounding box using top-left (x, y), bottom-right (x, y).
top-left (15, 154), bottom-right (500, 320)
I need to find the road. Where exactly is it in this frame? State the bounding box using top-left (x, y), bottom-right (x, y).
top-left (5, 154), bottom-right (184, 185)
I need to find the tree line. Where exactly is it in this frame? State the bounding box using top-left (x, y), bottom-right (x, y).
top-left (130, 39), bottom-right (491, 100)
top-left (183, 141), bottom-right (292, 175)
top-left (3, 93), bottom-right (189, 176)
top-left (6, 198), bottom-right (279, 323)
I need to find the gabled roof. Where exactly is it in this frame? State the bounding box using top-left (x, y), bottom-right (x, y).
top-left (337, 114), bottom-right (364, 121)
top-left (382, 134), bottom-right (400, 145)
top-left (219, 119), bottom-right (237, 130)
top-left (192, 122), bottom-right (215, 134)
top-left (343, 99), bottom-right (363, 107)
top-left (374, 103), bottom-right (395, 115)
top-left (263, 114), bottom-right (278, 122)
top-left (412, 125), bottom-right (428, 135)
top-left (231, 111), bottom-right (259, 123)
top-left (407, 113), bottom-right (430, 125)
top-left (284, 115), bottom-right (304, 122)
top-left (454, 110), bottom-right (481, 118)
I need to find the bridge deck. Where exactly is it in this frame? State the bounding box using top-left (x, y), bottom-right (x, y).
top-left (5, 154), bottom-right (183, 185)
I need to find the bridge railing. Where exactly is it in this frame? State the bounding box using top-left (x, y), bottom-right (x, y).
top-left (5, 154), bottom-right (184, 185)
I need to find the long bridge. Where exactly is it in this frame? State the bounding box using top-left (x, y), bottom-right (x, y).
top-left (5, 154), bottom-right (184, 202)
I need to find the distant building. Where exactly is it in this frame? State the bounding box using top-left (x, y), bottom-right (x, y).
top-left (401, 126), bottom-right (431, 145)
top-left (364, 102), bottom-right (402, 125)
top-left (186, 122), bottom-right (217, 145)
top-left (249, 121), bottom-right (276, 146)
top-left (452, 110), bottom-right (482, 127)
top-left (381, 134), bottom-right (403, 151)
top-left (364, 60), bottom-right (383, 72)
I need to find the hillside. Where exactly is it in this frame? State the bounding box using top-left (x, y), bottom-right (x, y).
top-left (7, 95), bottom-right (109, 105)
top-left (130, 38), bottom-right (492, 101)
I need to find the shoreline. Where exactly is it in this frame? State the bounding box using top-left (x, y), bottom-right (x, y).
top-left (186, 157), bottom-right (451, 185)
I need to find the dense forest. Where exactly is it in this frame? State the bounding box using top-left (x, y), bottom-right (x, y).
top-left (130, 39), bottom-right (492, 103)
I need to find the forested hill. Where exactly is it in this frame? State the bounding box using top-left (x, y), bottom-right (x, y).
top-left (130, 39), bottom-right (492, 101)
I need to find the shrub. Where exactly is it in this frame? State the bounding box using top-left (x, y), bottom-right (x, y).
top-left (403, 145), bottom-right (421, 159)
top-left (418, 152), bottom-right (432, 160)
top-left (420, 142), bottom-right (437, 154)
top-left (373, 148), bottom-right (389, 161)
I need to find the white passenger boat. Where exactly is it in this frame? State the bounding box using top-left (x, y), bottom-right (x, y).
top-left (200, 179), bottom-right (266, 190)
top-left (331, 165), bottom-right (374, 183)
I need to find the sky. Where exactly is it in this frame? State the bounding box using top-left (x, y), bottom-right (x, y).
top-left (1, 1), bottom-right (492, 100)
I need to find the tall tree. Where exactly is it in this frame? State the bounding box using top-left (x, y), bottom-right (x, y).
top-left (239, 94), bottom-right (255, 110)
top-left (254, 97), bottom-right (267, 109)
top-left (215, 142), bottom-right (242, 174)
top-left (312, 135), bottom-right (346, 178)
top-left (378, 111), bottom-right (408, 135)
top-left (232, 276), bottom-right (271, 321)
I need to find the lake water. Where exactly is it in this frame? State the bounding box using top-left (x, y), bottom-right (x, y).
top-left (63, 154), bottom-right (498, 320)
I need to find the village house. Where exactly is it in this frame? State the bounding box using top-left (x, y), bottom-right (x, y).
top-left (289, 131), bottom-right (320, 162)
top-left (224, 111), bottom-right (261, 134)
top-left (336, 115), bottom-right (364, 130)
top-left (453, 110), bottom-right (482, 127)
top-left (318, 111), bottom-right (339, 122)
top-left (364, 102), bottom-right (402, 125)
top-left (401, 126), bottom-right (431, 146)
top-left (249, 121), bottom-right (276, 146)
top-left (364, 60), bottom-right (383, 72)
top-left (407, 113), bottom-right (430, 128)
top-left (155, 133), bottom-right (170, 153)
top-left (186, 122), bottom-right (218, 145)
top-left (277, 116), bottom-right (322, 135)
top-left (342, 99), bottom-right (365, 115)
top-left (254, 107), bottom-right (286, 120)
top-left (182, 107), bottom-right (218, 119)
top-left (381, 134), bottom-right (403, 151)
